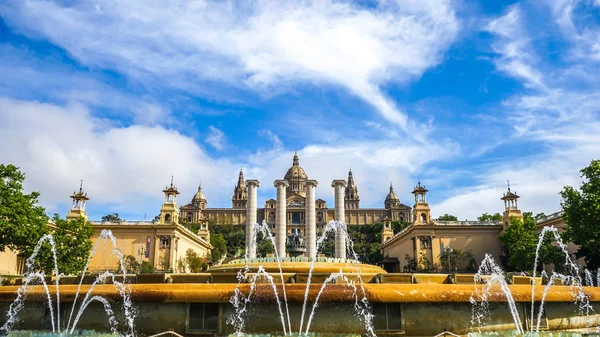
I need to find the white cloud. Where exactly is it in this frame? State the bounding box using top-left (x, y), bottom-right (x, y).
top-left (205, 126), bottom-right (226, 151)
top-left (429, 4), bottom-right (600, 220)
top-left (0, 97), bottom-right (458, 219)
top-left (258, 129), bottom-right (283, 149)
top-left (546, 0), bottom-right (600, 62)
top-left (485, 6), bottom-right (545, 89)
top-left (0, 0), bottom-right (459, 132)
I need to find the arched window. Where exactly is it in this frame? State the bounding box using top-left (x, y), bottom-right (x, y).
top-left (420, 213), bottom-right (426, 224)
top-left (317, 211), bottom-right (323, 223)
top-left (187, 212), bottom-right (193, 223)
top-left (400, 214), bottom-right (405, 222)
top-left (165, 214), bottom-right (171, 223)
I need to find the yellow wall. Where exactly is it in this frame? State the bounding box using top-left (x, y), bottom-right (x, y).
top-left (382, 225), bottom-right (503, 271)
top-left (0, 249), bottom-right (22, 275)
top-left (87, 224), bottom-right (211, 274)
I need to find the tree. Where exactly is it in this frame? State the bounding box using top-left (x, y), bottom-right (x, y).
top-left (478, 213), bottom-right (503, 221)
top-left (0, 164), bottom-right (49, 257)
top-left (499, 215), bottom-right (538, 271)
top-left (185, 249), bottom-right (207, 272)
top-left (101, 213), bottom-right (123, 222)
top-left (438, 214), bottom-right (458, 221)
top-left (31, 215), bottom-right (95, 275)
top-left (561, 159), bottom-right (600, 270)
top-left (439, 249), bottom-right (476, 273)
top-left (209, 224), bottom-right (245, 257)
top-left (119, 255), bottom-right (141, 274)
top-left (140, 261), bottom-right (154, 274)
top-left (210, 233), bottom-right (227, 262)
top-left (152, 214), bottom-right (160, 224)
top-left (392, 221), bottom-right (411, 233)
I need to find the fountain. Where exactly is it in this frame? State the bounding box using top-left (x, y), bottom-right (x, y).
top-left (2, 220), bottom-right (600, 336)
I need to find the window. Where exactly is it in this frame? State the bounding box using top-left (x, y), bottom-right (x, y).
top-left (187, 212), bottom-right (193, 223)
top-left (187, 303), bottom-right (219, 333)
top-left (372, 303), bottom-right (403, 331)
top-left (164, 214), bottom-right (171, 223)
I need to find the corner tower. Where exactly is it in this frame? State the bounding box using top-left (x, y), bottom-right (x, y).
top-left (412, 181), bottom-right (431, 225)
top-left (501, 181), bottom-right (523, 230)
top-left (232, 168), bottom-right (247, 209)
top-left (159, 176), bottom-right (180, 225)
top-left (345, 168), bottom-right (360, 209)
top-left (66, 180), bottom-right (89, 221)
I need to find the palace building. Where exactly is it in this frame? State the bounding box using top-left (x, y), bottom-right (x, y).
top-left (180, 152), bottom-right (412, 234)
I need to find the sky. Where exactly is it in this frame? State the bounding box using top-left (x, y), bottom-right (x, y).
top-left (0, 0), bottom-right (599, 221)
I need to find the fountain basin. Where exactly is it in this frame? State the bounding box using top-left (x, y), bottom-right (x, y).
top-left (1, 284), bottom-right (600, 336)
top-left (1, 284), bottom-right (599, 303)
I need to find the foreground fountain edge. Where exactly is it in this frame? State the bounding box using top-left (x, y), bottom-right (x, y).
top-left (2, 283), bottom-right (600, 303)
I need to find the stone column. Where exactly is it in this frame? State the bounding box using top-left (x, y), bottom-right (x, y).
top-left (245, 180), bottom-right (260, 259)
top-left (305, 180), bottom-right (318, 259)
top-left (331, 180), bottom-right (347, 259)
top-left (274, 180), bottom-right (289, 258)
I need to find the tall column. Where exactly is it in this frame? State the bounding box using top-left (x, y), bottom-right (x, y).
top-left (245, 180), bottom-right (260, 259)
top-left (274, 180), bottom-right (289, 258)
top-left (305, 180), bottom-right (318, 258)
top-left (331, 180), bottom-right (347, 259)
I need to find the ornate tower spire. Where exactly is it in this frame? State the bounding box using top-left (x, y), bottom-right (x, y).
top-left (501, 180), bottom-right (522, 230)
top-left (344, 168), bottom-right (360, 209)
top-left (232, 168), bottom-right (248, 209)
top-left (293, 151), bottom-right (299, 166)
top-left (67, 180), bottom-right (89, 221)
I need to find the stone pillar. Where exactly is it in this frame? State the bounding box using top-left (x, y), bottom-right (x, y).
top-left (305, 180), bottom-right (318, 258)
top-left (274, 180), bottom-right (289, 258)
top-left (331, 180), bottom-right (347, 259)
top-left (245, 180), bottom-right (260, 259)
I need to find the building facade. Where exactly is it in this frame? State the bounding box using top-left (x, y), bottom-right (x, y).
top-left (180, 152), bottom-right (412, 236)
top-left (0, 181), bottom-right (213, 275)
top-left (379, 183), bottom-right (571, 273)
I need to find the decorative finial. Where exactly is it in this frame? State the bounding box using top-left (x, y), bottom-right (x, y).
top-left (79, 179), bottom-right (83, 192)
top-left (390, 182), bottom-right (393, 191)
top-left (170, 175), bottom-right (174, 188)
top-left (293, 150), bottom-right (299, 165)
top-left (198, 182), bottom-right (202, 191)
top-left (507, 180), bottom-right (511, 192)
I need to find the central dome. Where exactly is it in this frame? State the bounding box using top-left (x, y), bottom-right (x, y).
top-left (284, 151), bottom-right (308, 181)
top-left (284, 151), bottom-right (308, 197)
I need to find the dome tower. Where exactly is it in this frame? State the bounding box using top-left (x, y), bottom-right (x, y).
top-left (284, 151), bottom-right (308, 197)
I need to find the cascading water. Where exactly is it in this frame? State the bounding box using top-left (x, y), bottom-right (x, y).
top-left (470, 226), bottom-right (600, 335)
top-left (1, 229), bottom-right (137, 337)
top-left (228, 219), bottom-right (376, 337)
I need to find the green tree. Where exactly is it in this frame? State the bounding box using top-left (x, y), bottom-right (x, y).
top-left (32, 215), bottom-right (95, 275)
top-left (209, 224), bottom-right (245, 257)
top-left (0, 164), bottom-right (49, 257)
top-left (561, 159), bottom-right (600, 269)
top-left (140, 261), bottom-right (155, 274)
top-left (119, 255), bottom-right (141, 274)
top-left (438, 214), bottom-right (458, 221)
top-left (499, 215), bottom-right (538, 271)
top-left (101, 213), bottom-right (123, 222)
top-left (392, 221), bottom-right (410, 234)
top-left (152, 214), bottom-right (160, 224)
top-left (185, 249), bottom-right (207, 272)
top-left (210, 233), bottom-right (227, 262)
top-left (439, 249), bottom-right (476, 273)
top-left (478, 213), bottom-right (503, 221)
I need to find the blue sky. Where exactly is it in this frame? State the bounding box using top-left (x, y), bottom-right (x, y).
top-left (1, 0), bottom-right (599, 221)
